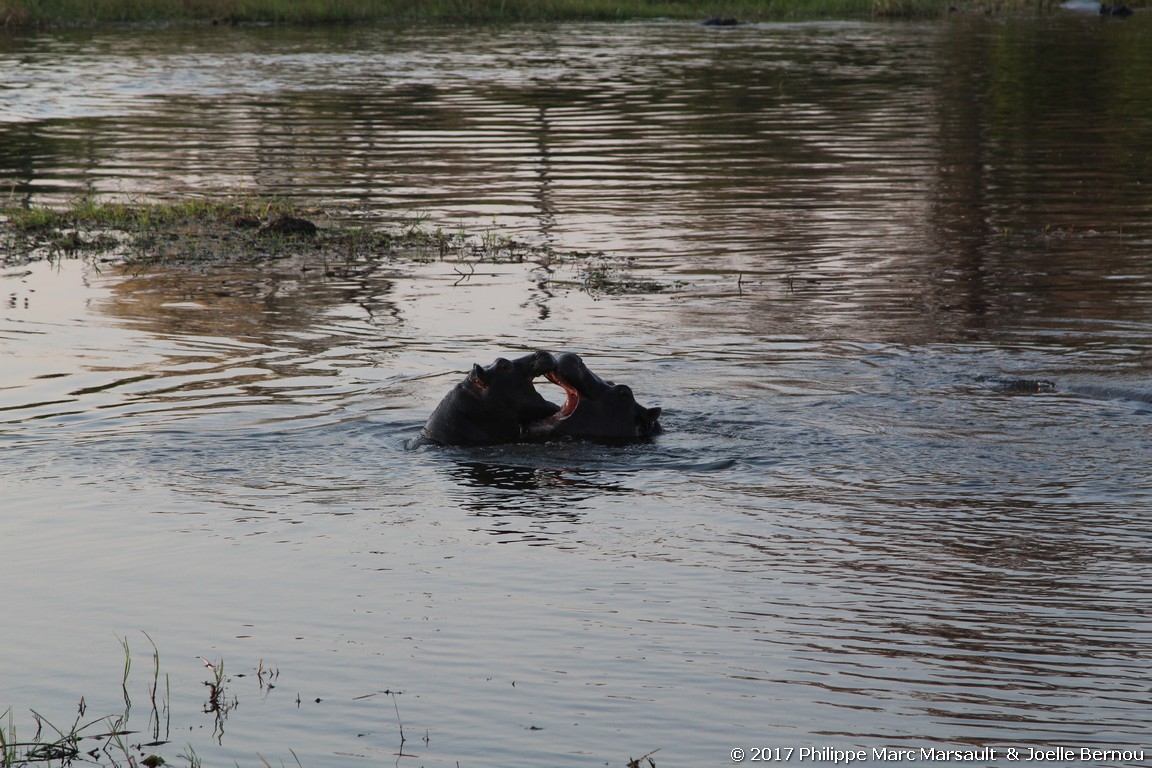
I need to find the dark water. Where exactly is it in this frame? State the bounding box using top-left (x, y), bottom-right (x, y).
top-left (3, 15), bottom-right (1152, 768)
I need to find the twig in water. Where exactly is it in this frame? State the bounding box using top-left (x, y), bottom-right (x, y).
top-left (392, 692), bottom-right (404, 753)
top-left (627, 747), bottom-right (661, 767)
top-left (389, 691), bottom-right (417, 764)
top-left (452, 261), bottom-right (476, 285)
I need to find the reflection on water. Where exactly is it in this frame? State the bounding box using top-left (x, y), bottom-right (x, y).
top-left (3, 15), bottom-right (1152, 768)
top-left (445, 460), bottom-right (620, 546)
top-left (4, 17), bottom-right (1152, 345)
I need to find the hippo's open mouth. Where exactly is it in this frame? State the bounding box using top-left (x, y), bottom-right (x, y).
top-left (525, 370), bottom-right (581, 434)
top-left (522, 350), bottom-right (661, 442)
top-left (547, 371), bottom-right (581, 416)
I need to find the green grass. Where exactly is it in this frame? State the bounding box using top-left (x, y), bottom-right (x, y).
top-left (0, 635), bottom-right (176, 768)
top-left (0, 0), bottom-right (954, 27)
top-left (1, 192), bottom-right (310, 265)
top-left (2, 195), bottom-right (294, 233)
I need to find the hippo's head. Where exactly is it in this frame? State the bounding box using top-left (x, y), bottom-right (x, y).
top-left (420, 350), bottom-right (560, 446)
top-left (526, 352), bottom-right (662, 442)
top-left (466, 350), bottom-right (559, 422)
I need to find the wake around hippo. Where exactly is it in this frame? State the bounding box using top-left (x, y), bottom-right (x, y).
top-left (418, 350), bottom-right (661, 446)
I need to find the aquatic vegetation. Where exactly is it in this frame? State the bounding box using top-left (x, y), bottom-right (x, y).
top-left (198, 656), bottom-right (236, 742)
top-left (1, 193), bottom-right (305, 265)
top-left (576, 255), bottom-right (666, 295)
top-left (0, 638), bottom-right (304, 768)
top-left (3, 194), bottom-right (289, 233)
top-left (1, 636), bottom-right (654, 767)
top-left (0, 634), bottom-right (176, 768)
top-left (0, 195), bottom-right (669, 295)
top-left (627, 748), bottom-right (661, 767)
top-left (1, 194), bottom-right (360, 265)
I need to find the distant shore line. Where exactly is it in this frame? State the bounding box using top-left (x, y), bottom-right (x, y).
top-left (0, 0), bottom-right (1083, 28)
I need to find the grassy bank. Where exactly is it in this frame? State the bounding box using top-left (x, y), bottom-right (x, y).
top-left (0, 195), bottom-right (494, 267)
top-left (0, 0), bottom-right (951, 27)
top-left (0, 194), bottom-right (557, 268)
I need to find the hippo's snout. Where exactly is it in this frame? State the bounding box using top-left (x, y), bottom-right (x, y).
top-left (527, 349), bottom-right (557, 377)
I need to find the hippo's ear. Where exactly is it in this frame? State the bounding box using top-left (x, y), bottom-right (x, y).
top-left (470, 363), bottom-right (489, 388)
top-left (641, 407), bottom-right (662, 431)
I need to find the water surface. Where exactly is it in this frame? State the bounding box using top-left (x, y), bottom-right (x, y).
top-left (3, 15), bottom-right (1152, 768)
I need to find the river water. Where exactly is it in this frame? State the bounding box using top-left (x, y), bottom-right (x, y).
top-left (2, 14), bottom-right (1152, 768)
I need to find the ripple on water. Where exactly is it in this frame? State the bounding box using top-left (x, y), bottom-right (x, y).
top-left (5, 17), bottom-right (1152, 766)
top-left (5, 259), bottom-right (1152, 766)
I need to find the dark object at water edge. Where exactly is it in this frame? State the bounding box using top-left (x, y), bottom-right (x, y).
top-left (259, 214), bottom-right (318, 236)
top-left (1100, 3), bottom-right (1133, 16)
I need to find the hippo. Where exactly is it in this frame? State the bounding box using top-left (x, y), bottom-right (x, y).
top-left (526, 352), bottom-right (662, 443)
top-left (419, 350), bottom-right (560, 446)
top-left (418, 350), bottom-right (662, 446)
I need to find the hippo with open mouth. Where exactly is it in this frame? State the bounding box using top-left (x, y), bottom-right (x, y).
top-left (527, 352), bottom-right (662, 443)
top-left (418, 350), bottom-right (560, 446)
top-left (418, 350), bottom-right (661, 446)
